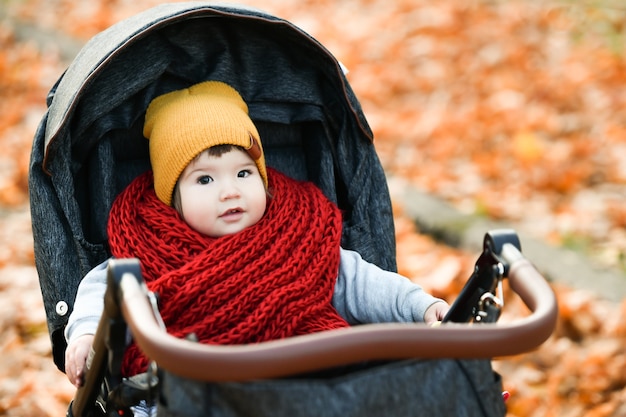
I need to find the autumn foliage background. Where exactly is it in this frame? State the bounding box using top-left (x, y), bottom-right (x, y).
top-left (1, 0), bottom-right (625, 416)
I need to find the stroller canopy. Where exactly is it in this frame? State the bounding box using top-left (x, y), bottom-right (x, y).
top-left (29, 2), bottom-right (396, 370)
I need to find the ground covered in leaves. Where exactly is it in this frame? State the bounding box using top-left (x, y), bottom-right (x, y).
top-left (1, 0), bottom-right (625, 416)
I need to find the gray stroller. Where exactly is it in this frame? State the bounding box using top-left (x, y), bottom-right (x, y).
top-left (28, 3), bottom-right (557, 416)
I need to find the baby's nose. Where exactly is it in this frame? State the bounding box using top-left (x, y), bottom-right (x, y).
top-left (220, 183), bottom-right (241, 200)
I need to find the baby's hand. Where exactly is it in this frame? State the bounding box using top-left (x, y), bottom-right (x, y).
top-left (65, 334), bottom-right (95, 387)
top-left (424, 301), bottom-right (450, 326)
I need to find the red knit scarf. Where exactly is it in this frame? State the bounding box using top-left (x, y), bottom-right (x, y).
top-left (107, 168), bottom-right (349, 376)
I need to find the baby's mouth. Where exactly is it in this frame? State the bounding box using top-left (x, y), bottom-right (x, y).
top-left (220, 208), bottom-right (243, 218)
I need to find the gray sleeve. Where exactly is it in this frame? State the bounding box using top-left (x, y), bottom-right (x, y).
top-left (64, 259), bottom-right (110, 343)
top-left (333, 248), bottom-right (444, 325)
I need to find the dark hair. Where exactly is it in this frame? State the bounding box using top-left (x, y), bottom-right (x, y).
top-left (206, 144), bottom-right (240, 157)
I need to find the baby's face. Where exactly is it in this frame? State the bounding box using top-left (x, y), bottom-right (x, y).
top-left (177, 149), bottom-right (267, 237)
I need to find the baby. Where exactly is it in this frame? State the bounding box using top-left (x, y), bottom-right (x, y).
top-left (65, 81), bottom-right (449, 392)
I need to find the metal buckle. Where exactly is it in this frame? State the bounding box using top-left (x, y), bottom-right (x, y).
top-left (474, 263), bottom-right (505, 323)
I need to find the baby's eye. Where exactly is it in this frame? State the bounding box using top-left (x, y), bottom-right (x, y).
top-left (197, 175), bottom-right (213, 185)
top-left (237, 169), bottom-right (252, 178)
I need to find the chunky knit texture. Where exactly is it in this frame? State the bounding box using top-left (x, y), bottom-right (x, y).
top-left (107, 168), bottom-right (349, 376)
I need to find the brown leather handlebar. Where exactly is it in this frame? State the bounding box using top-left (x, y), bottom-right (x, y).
top-left (119, 252), bottom-right (557, 382)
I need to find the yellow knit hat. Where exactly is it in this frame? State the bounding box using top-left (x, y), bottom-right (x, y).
top-left (143, 81), bottom-right (267, 206)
